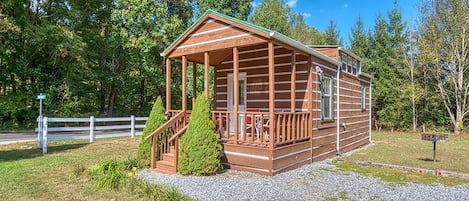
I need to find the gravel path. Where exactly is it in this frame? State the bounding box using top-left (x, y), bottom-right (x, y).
top-left (140, 159), bottom-right (469, 201)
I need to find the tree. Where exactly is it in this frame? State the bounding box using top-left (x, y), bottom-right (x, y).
top-left (418, 0), bottom-right (469, 134)
top-left (197, 0), bottom-right (252, 20)
top-left (349, 15), bottom-right (370, 58)
top-left (178, 93), bottom-right (222, 176)
top-left (290, 13), bottom-right (325, 45)
top-left (324, 19), bottom-right (343, 46)
top-left (250, 0), bottom-right (291, 36)
top-left (137, 96), bottom-right (166, 165)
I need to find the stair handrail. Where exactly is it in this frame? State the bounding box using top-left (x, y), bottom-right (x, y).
top-left (145, 111), bottom-right (186, 141)
top-left (168, 124), bottom-right (188, 142)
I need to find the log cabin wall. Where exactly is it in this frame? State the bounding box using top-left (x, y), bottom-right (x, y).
top-left (338, 72), bottom-right (371, 153)
top-left (311, 58), bottom-right (340, 162)
top-left (215, 43), bottom-right (312, 112)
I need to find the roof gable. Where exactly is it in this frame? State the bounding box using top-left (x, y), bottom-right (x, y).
top-left (162, 10), bottom-right (272, 58)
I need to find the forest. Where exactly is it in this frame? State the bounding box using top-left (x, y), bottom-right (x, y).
top-left (1, 0), bottom-right (468, 133)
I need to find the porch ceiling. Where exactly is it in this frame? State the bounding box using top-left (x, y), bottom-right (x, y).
top-left (185, 49), bottom-right (232, 66)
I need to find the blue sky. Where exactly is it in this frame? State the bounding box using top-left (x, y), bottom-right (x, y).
top-left (252, 0), bottom-right (420, 46)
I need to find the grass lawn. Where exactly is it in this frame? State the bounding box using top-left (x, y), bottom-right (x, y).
top-left (345, 131), bottom-right (469, 174)
top-left (0, 137), bottom-right (151, 200)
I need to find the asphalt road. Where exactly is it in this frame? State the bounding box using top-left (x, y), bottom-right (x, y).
top-left (0, 130), bottom-right (142, 145)
top-left (0, 131), bottom-right (37, 145)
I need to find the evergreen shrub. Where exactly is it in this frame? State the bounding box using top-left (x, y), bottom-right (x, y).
top-left (178, 93), bottom-right (222, 176)
top-left (137, 96), bottom-right (166, 165)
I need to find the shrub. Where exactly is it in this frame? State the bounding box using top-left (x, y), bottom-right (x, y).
top-left (178, 93), bottom-right (222, 176)
top-left (87, 160), bottom-right (126, 191)
top-left (85, 159), bottom-right (192, 200)
top-left (138, 96), bottom-right (166, 165)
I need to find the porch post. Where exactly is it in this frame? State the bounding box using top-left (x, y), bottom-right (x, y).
top-left (166, 58), bottom-right (171, 111)
top-left (307, 55), bottom-right (313, 134)
top-left (204, 52), bottom-right (210, 99)
top-left (192, 62), bottom-right (197, 107)
top-left (233, 47), bottom-right (239, 144)
top-left (291, 50), bottom-right (296, 112)
top-left (182, 56), bottom-right (187, 111)
top-left (268, 41), bottom-right (275, 149)
top-left (308, 55), bottom-right (313, 163)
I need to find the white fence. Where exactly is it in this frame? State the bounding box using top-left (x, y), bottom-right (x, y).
top-left (36, 116), bottom-right (148, 154)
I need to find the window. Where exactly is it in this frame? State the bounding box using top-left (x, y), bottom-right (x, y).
top-left (340, 52), bottom-right (347, 71)
top-left (352, 60), bottom-right (358, 75)
top-left (361, 87), bottom-right (366, 110)
top-left (347, 55), bottom-right (353, 73)
top-left (340, 51), bottom-right (360, 75)
top-left (320, 76), bottom-right (334, 121)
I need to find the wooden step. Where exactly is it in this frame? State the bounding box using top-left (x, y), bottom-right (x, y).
top-left (161, 152), bottom-right (176, 163)
top-left (154, 160), bottom-right (176, 174)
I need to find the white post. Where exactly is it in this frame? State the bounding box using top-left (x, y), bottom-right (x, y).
top-left (37, 116), bottom-right (43, 148)
top-left (131, 115), bottom-right (135, 138)
top-left (42, 117), bottom-right (48, 154)
top-left (90, 116), bottom-right (95, 143)
top-left (369, 80), bottom-right (373, 143)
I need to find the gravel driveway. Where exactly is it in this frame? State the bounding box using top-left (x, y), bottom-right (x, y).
top-left (140, 159), bottom-right (469, 201)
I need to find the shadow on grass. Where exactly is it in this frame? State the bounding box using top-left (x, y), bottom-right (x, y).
top-left (0, 143), bottom-right (88, 162)
top-left (418, 158), bottom-right (440, 162)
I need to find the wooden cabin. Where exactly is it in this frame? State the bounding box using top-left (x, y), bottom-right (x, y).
top-left (146, 10), bottom-right (372, 176)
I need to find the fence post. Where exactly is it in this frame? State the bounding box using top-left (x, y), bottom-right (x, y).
top-left (131, 115), bottom-right (135, 138)
top-left (42, 117), bottom-right (48, 154)
top-left (90, 116), bottom-right (95, 143)
top-left (37, 116), bottom-right (43, 148)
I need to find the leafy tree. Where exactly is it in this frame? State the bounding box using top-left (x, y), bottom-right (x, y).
top-left (197, 0), bottom-right (252, 20)
top-left (290, 13), bottom-right (325, 45)
top-left (178, 93), bottom-right (221, 176)
top-left (250, 0), bottom-right (291, 36)
top-left (137, 96), bottom-right (166, 165)
top-left (417, 0), bottom-right (469, 134)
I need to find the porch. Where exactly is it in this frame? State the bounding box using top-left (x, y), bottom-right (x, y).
top-left (149, 109), bottom-right (312, 175)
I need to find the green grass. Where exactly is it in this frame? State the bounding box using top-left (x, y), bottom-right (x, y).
top-left (0, 137), bottom-right (190, 201)
top-left (346, 131), bottom-right (469, 174)
top-left (335, 161), bottom-right (469, 186)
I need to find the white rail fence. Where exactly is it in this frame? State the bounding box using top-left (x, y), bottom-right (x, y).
top-left (36, 116), bottom-right (148, 154)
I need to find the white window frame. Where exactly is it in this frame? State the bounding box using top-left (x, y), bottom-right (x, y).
top-left (322, 77), bottom-right (333, 119)
top-left (361, 87), bottom-right (366, 110)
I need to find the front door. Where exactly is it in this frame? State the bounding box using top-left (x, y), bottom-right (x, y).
top-left (227, 73), bottom-right (247, 133)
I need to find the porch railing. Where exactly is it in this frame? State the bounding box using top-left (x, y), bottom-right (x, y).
top-left (211, 110), bottom-right (311, 148)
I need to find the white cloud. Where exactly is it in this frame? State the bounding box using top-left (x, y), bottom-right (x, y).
top-left (302, 12), bottom-right (311, 18)
top-left (342, 4), bottom-right (349, 8)
top-left (286, 0), bottom-right (298, 8)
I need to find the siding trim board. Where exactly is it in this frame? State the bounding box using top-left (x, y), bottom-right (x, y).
top-left (223, 150), bottom-right (269, 160)
top-left (178, 33), bottom-right (253, 49)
